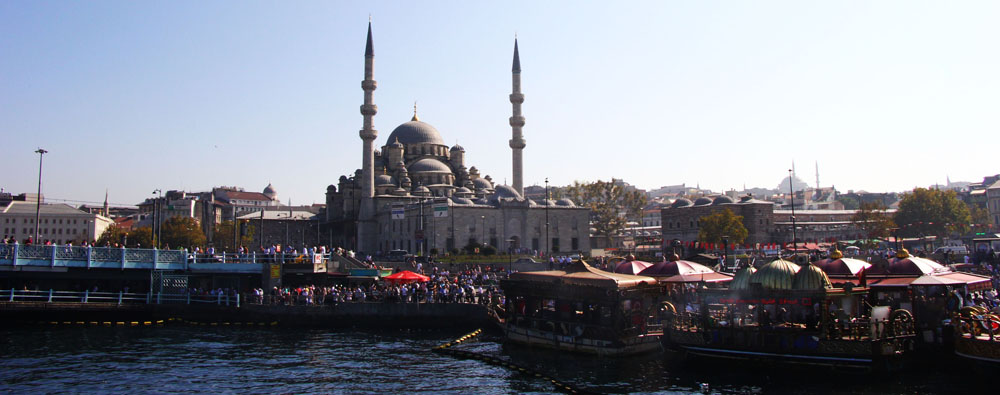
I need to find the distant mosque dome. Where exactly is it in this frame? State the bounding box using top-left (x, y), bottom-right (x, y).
top-left (712, 196), bottom-right (734, 205)
top-left (693, 197), bottom-right (713, 206)
top-left (671, 198), bottom-right (693, 208)
top-left (556, 198), bottom-right (576, 207)
top-left (263, 183), bottom-right (277, 200)
top-left (408, 158), bottom-right (452, 173)
top-left (473, 177), bottom-right (494, 190)
top-left (386, 119), bottom-right (446, 146)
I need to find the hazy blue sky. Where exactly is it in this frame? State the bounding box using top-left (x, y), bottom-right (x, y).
top-left (2, 1), bottom-right (998, 207)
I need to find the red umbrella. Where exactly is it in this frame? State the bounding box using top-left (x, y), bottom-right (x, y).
top-left (383, 270), bottom-right (431, 285)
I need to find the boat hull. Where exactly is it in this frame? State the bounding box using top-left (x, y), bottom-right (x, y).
top-left (954, 335), bottom-right (1000, 365)
top-left (504, 324), bottom-right (662, 357)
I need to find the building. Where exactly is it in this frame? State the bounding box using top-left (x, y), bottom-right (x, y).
top-left (325, 23), bottom-right (590, 256)
top-left (987, 180), bottom-right (1000, 229)
top-left (660, 195), bottom-right (775, 246)
top-left (1, 202), bottom-right (113, 244)
top-left (213, 185), bottom-right (281, 219)
top-left (238, 207), bottom-right (328, 249)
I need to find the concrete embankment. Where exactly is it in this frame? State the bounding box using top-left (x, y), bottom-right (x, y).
top-left (0, 302), bottom-right (496, 331)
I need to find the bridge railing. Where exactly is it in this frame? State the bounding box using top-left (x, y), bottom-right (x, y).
top-left (2, 289), bottom-right (239, 307)
top-left (0, 245), bottom-right (336, 270)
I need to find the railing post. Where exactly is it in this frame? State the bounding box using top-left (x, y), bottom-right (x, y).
top-left (11, 243), bottom-right (18, 267)
top-left (217, 292), bottom-right (222, 305)
top-left (155, 292), bottom-right (160, 304)
top-left (120, 246), bottom-right (127, 270)
top-left (83, 289), bottom-right (89, 303)
top-left (236, 293), bottom-right (240, 308)
top-left (86, 246), bottom-right (92, 269)
top-left (226, 293), bottom-right (230, 306)
top-left (153, 248), bottom-right (159, 270)
top-left (187, 293), bottom-right (191, 304)
top-left (50, 245), bottom-right (57, 267)
top-left (146, 291), bottom-right (151, 304)
top-left (183, 249), bottom-right (189, 271)
top-left (47, 289), bottom-right (53, 303)
top-left (9, 288), bottom-right (15, 302)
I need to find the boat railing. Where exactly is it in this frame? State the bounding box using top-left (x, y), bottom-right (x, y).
top-left (955, 315), bottom-right (1000, 342)
top-left (670, 311), bottom-right (916, 341)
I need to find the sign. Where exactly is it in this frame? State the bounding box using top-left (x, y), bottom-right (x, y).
top-left (270, 264), bottom-right (281, 279)
top-left (433, 204), bottom-right (448, 218)
top-left (391, 204), bottom-right (405, 220)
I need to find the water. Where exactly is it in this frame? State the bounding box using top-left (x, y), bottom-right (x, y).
top-left (0, 326), bottom-right (990, 394)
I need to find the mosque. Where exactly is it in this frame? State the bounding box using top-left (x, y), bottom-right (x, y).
top-left (324, 23), bottom-right (590, 257)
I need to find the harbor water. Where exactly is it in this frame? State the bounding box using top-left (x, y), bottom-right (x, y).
top-left (0, 326), bottom-right (988, 394)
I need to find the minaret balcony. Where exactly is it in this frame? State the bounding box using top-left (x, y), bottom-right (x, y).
top-left (508, 116), bottom-right (525, 128)
top-left (509, 138), bottom-right (526, 149)
top-left (362, 80), bottom-right (378, 90)
top-left (509, 93), bottom-right (524, 103)
top-left (360, 104), bottom-right (378, 116)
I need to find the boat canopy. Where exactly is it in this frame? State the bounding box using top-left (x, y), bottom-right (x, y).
top-left (508, 260), bottom-right (657, 289)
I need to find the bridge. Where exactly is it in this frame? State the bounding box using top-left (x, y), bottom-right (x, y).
top-left (0, 244), bottom-right (366, 274)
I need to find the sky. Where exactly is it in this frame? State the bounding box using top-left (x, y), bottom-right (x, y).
top-left (2, 1), bottom-right (998, 207)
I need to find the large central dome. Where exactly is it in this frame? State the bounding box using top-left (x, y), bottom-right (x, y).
top-left (386, 119), bottom-right (446, 145)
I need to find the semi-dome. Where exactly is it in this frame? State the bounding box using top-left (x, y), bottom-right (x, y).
top-left (450, 196), bottom-right (474, 205)
top-left (671, 198), bottom-right (693, 208)
top-left (408, 158), bottom-right (452, 173)
top-left (472, 177), bottom-right (493, 190)
top-left (693, 197), bottom-right (713, 206)
top-left (750, 259), bottom-right (801, 290)
top-left (386, 120), bottom-right (446, 146)
top-left (375, 174), bottom-right (396, 186)
top-left (729, 266), bottom-right (757, 291)
top-left (712, 196), bottom-right (735, 205)
top-left (490, 185), bottom-right (523, 203)
top-left (556, 198), bottom-right (576, 207)
top-left (792, 263), bottom-right (832, 290)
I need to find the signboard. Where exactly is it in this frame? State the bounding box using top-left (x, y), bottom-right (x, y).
top-left (391, 204), bottom-right (405, 220)
top-left (270, 264), bottom-right (281, 279)
top-left (433, 204), bottom-right (448, 218)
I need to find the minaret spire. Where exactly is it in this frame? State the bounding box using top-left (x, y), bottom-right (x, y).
top-left (103, 189), bottom-right (109, 217)
top-left (358, 20), bottom-right (379, 253)
top-left (509, 37), bottom-right (526, 195)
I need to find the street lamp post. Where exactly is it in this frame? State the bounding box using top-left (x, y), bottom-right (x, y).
top-left (152, 189), bottom-right (162, 248)
top-left (544, 178), bottom-right (549, 257)
top-left (33, 148), bottom-right (47, 242)
top-left (506, 238), bottom-right (516, 273)
top-left (721, 235), bottom-right (729, 269)
top-left (481, 215), bottom-right (486, 250)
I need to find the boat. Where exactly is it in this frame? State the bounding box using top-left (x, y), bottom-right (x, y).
top-left (662, 258), bottom-right (918, 370)
top-left (953, 306), bottom-right (1000, 366)
top-left (499, 260), bottom-right (663, 356)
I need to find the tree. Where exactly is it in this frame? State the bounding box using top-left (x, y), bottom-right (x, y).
top-left (696, 208), bottom-right (748, 245)
top-left (160, 216), bottom-right (206, 250)
top-left (851, 202), bottom-right (895, 244)
top-left (894, 188), bottom-right (971, 238)
top-left (96, 225), bottom-right (153, 248)
top-left (211, 220), bottom-right (255, 252)
top-left (565, 180), bottom-right (648, 247)
top-left (837, 196), bottom-right (860, 210)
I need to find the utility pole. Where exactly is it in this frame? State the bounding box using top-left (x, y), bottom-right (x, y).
top-left (545, 178), bottom-right (550, 256)
top-left (33, 148), bottom-right (47, 242)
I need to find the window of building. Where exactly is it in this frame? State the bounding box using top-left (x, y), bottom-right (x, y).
top-left (532, 238), bottom-right (539, 251)
top-left (571, 237), bottom-right (579, 251)
top-left (551, 238), bottom-right (560, 253)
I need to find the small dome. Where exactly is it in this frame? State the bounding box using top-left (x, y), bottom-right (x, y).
top-left (450, 144), bottom-right (465, 152)
top-left (408, 158), bottom-right (452, 173)
top-left (472, 177), bottom-right (493, 190)
top-left (750, 259), bottom-right (801, 290)
top-left (263, 183), bottom-right (277, 199)
top-left (454, 186), bottom-right (474, 197)
top-left (450, 196), bottom-right (473, 205)
top-left (413, 185), bottom-right (431, 195)
top-left (671, 198), bottom-right (693, 208)
top-left (375, 174), bottom-right (396, 186)
top-left (556, 198), bottom-right (576, 207)
top-left (712, 196), bottom-right (735, 205)
top-left (694, 197), bottom-right (713, 206)
top-left (490, 184), bottom-right (523, 204)
top-left (792, 264), bottom-right (832, 290)
top-left (729, 266), bottom-right (757, 291)
top-left (326, 184), bottom-right (336, 192)
top-left (386, 120), bottom-right (446, 146)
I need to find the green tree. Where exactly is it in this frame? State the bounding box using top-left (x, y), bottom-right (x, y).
top-left (894, 188), bottom-right (971, 238)
top-left (696, 208), bottom-right (748, 245)
top-left (565, 180), bottom-right (648, 247)
top-left (96, 225), bottom-right (154, 248)
top-left (160, 216), bottom-right (207, 250)
top-left (837, 196), bottom-right (860, 210)
top-left (970, 205), bottom-right (990, 228)
top-left (852, 202), bottom-right (895, 245)
top-left (211, 220), bottom-right (255, 252)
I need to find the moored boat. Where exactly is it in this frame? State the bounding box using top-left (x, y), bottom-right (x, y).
top-left (663, 258), bottom-right (918, 370)
top-left (954, 306), bottom-right (1000, 366)
top-left (499, 260), bottom-right (662, 356)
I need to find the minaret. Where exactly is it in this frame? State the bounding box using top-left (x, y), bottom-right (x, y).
top-left (357, 21), bottom-right (379, 253)
top-left (509, 38), bottom-right (526, 195)
top-left (103, 189), bottom-right (109, 217)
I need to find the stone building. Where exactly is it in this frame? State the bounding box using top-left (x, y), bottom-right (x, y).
top-left (325, 23), bottom-right (590, 256)
top-left (660, 195), bottom-right (775, 245)
top-left (1, 202), bottom-right (113, 244)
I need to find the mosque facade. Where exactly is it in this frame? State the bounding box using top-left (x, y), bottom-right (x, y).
top-left (324, 23), bottom-right (590, 256)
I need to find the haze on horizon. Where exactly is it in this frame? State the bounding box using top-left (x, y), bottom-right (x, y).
top-left (2, 1), bottom-right (998, 207)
